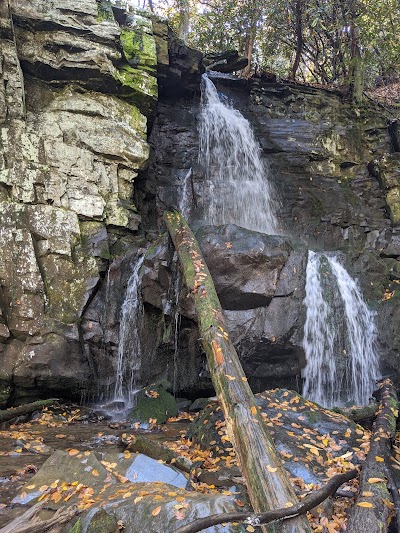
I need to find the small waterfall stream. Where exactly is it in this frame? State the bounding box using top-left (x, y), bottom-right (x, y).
top-left (302, 251), bottom-right (380, 407)
top-left (113, 254), bottom-right (145, 409)
top-left (178, 167), bottom-right (193, 220)
top-left (199, 74), bottom-right (279, 234)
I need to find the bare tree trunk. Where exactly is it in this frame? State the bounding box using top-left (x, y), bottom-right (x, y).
top-left (241, 27), bottom-right (256, 78)
top-left (164, 210), bottom-right (312, 533)
top-left (289, 0), bottom-right (303, 80)
top-left (177, 0), bottom-right (190, 43)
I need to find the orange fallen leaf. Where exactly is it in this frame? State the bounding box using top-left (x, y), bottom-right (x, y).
top-left (92, 469), bottom-right (99, 476)
top-left (152, 505), bottom-right (162, 516)
top-left (356, 501), bottom-right (374, 508)
top-left (68, 449), bottom-right (79, 456)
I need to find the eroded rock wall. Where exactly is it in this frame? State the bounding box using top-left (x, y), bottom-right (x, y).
top-left (0, 0), bottom-right (162, 404)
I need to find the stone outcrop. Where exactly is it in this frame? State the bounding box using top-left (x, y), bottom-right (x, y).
top-left (0, 0), bottom-right (203, 405)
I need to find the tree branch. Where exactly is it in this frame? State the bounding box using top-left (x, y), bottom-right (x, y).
top-left (173, 469), bottom-right (358, 533)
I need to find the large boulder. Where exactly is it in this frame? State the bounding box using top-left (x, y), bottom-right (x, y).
top-left (189, 389), bottom-right (368, 486)
top-left (197, 224), bottom-right (292, 310)
top-left (13, 449), bottom-right (241, 532)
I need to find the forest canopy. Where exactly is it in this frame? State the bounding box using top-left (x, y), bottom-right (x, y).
top-left (125, 0), bottom-right (400, 98)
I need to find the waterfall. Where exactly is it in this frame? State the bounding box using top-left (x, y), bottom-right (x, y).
top-left (302, 251), bottom-right (380, 407)
top-left (114, 254), bottom-right (145, 407)
top-left (178, 167), bottom-right (192, 221)
top-left (199, 74), bottom-right (279, 234)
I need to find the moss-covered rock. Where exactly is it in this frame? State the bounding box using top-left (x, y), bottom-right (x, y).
top-left (130, 381), bottom-right (178, 424)
top-left (189, 389), bottom-right (367, 485)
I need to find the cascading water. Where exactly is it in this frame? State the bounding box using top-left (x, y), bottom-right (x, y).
top-left (178, 167), bottom-right (193, 220)
top-left (302, 251), bottom-right (380, 407)
top-left (199, 74), bottom-right (279, 234)
top-left (113, 254), bottom-right (145, 408)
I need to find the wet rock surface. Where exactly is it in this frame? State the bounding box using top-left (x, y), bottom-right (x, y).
top-left (189, 389), bottom-right (368, 486)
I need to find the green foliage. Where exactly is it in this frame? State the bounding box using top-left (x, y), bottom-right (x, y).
top-left (147, 0), bottom-right (399, 90)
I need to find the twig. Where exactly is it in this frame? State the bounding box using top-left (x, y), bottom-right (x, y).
top-left (173, 469), bottom-right (358, 533)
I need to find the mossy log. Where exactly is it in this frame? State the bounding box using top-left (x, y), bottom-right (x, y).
top-left (346, 378), bottom-right (398, 533)
top-left (331, 402), bottom-right (378, 423)
top-left (164, 210), bottom-right (311, 533)
top-left (0, 399), bottom-right (59, 424)
top-left (126, 434), bottom-right (193, 474)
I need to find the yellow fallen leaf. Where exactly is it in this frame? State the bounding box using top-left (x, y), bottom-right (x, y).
top-left (375, 456), bottom-right (384, 462)
top-left (26, 485), bottom-right (36, 490)
top-left (246, 527), bottom-right (255, 532)
top-left (357, 501), bottom-right (374, 508)
top-left (241, 376), bottom-right (248, 382)
top-left (368, 477), bottom-right (385, 483)
top-left (225, 375), bottom-right (236, 381)
top-left (361, 491), bottom-right (373, 497)
top-left (134, 496), bottom-right (143, 504)
top-left (266, 465), bottom-right (278, 473)
top-left (39, 485), bottom-right (49, 492)
top-left (251, 406), bottom-right (257, 415)
top-left (124, 451), bottom-right (132, 458)
top-left (92, 469), bottom-right (99, 476)
top-left (123, 492), bottom-right (132, 499)
top-left (284, 502), bottom-right (294, 508)
top-left (151, 505), bottom-right (162, 516)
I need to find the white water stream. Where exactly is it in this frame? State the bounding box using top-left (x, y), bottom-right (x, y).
top-left (199, 74), bottom-right (279, 234)
top-left (302, 251), bottom-right (380, 407)
top-left (113, 254), bottom-right (145, 408)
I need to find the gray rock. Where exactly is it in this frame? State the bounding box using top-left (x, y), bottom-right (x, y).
top-left (14, 449), bottom-right (240, 532)
top-left (197, 224), bottom-right (291, 310)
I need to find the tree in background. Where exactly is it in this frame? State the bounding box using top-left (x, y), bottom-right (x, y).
top-left (138, 0), bottom-right (400, 98)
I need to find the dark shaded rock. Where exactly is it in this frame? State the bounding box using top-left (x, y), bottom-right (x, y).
top-left (189, 397), bottom-right (217, 412)
top-left (203, 50), bottom-right (248, 73)
top-left (189, 389), bottom-right (367, 486)
top-left (197, 224), bottom-right (291, 310)
top-left (157, 28), bottom-right (203, 97)
top-left (130, 382), bottom-right (178, 424)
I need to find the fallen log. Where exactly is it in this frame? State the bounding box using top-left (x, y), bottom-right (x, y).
top-left (164, 210), bottom-right (311, 533)
top-left (0, 399), bottom-right (59, 424)
top-left (331, 402), bottom-right (378, 423)
top-left (126, 434), bottom-right (193, 474)
top-left (0, 502), bottom-right (79, 533)
top-left (173, 469), bottom-right (358, 533)
top-left (346, 378), bottom-right (398, 533)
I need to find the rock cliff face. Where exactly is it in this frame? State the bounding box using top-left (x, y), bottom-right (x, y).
top-left (0, 0), bottom-right (202, 404)
top-left (140, 75), bottom-right (400, 395)
top-left (1, 0), bottom-right (400, 405)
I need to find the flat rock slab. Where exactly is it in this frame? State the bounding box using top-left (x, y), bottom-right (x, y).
top-left (11, 450), bottom-right (241, 532)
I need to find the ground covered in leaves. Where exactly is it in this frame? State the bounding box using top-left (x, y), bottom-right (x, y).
top-left (0, 393), bottom-right (398, 532)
